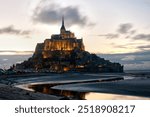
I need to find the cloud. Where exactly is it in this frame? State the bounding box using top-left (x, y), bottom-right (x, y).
top-left (137, 45), bottom-right (150, 51)
top-left (32, 0), bottom-right (93, 27)
top-left (0, 50), bottom-right (33, 55)
top-left (98, 33), bottom-right (119, 39)
top-left (117, 23), bottom-right (133, 34)
top-left (130, 30), bottom-right (136, 35)
top-left (133, 34), bottom-right (150, 40)
top-left (121, 55), bottom-right (136, 61)
top-left (0, 25), bottom-right (31, 36)
top-left (112, 45), bottom-right (127, 49)
top-left (117, 23), bottom-right (150, 41)
top-left (97, 23), bottom-right (135, 40)
top-left (137, 45), bottom-right (150, 49)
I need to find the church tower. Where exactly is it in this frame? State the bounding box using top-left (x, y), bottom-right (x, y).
top-left (60, 16), bottom-right (66, 34)
top-left (60, 16), bottom-right (75, 39)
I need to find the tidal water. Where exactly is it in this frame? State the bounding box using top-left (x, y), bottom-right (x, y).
top-left (27, 81), bottom-right (150, 100)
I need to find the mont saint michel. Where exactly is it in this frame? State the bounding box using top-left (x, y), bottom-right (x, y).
top-left (16, 17), bottom-right (123, 73)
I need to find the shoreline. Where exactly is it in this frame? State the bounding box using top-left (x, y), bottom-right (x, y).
top-left (0, 83), bottom-right (64, 100)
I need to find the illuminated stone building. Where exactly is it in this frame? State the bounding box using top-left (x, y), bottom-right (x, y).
top-left (34, 17), bottom-right (84, 59)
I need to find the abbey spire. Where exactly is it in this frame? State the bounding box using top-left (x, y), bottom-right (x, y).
top-left (60, 16), bottom-right (66, 34)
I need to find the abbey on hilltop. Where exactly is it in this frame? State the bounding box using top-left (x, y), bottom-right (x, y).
top-left (16, 17), bottom-right (123, 73)
top-left (34, 16), bottom-right (85, 59)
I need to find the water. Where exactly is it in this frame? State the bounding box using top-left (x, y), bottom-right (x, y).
top-left (13, 71), bottom-right (150, 100)
top-left (27, 82), bottom-right (150, 100)
top-left (0, 55), bottom-right (31, 69)
top-left (28, 84), bottom-right (86, 99)
top-left (86, 92), bottom-right (149, 100)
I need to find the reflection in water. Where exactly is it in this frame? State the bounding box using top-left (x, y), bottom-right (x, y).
top-left (28, 83), bottom-right (149, 100)
top-left (29, 84), bottom-right (86, 99)
top-left (86, 92), bottom-right (150, 100)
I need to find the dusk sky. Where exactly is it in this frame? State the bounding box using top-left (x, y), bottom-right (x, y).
top-left (0, 0), bottom-right (150, 70)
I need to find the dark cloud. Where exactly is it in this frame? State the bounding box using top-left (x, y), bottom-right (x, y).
top-left (137, 45), bottom-right (150, 50)
top-left (0, 25), bottom-right (31, 36)
top-left (21, 31), bottom-right (31, 35)
top-left (130, 30), bottom-right (136, 35)
top-left (0, 25), bottom-right (20, 34)
top-left (97, 23), bottom-right (135, 40)
top-left (133, 34), bottom-right (150, 40)
top-left (98, 33), bottom-right (119, 39)
top-left (138, 45), bottom-right (150, 49)
top-left (97, 23), bottom-right (150, 42)
top-left (117, 23), bottom-right (133, 34)
top-left (112, 45), bottom-right (127, 49)
top-left (32, 0), bottom-right (93, 27)
top-left (125, 35), bottom-right (131, 39)
top-left (111, 42), bottom-right (150, 51)
top-left (117, 23), bottom-right (150, 41)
